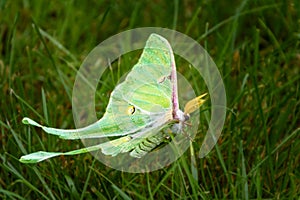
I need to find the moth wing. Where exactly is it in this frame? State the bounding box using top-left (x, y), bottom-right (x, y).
top-left (23, 34), bottom-right (177, 140)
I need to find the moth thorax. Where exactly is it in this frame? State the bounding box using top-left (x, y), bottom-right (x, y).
top-left (175, 109), bottom-right (186, 122)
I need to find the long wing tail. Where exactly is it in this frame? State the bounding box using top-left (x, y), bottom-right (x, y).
top-left (22, 116), bottom-right (138, 140)
top-left (19, 142), bottom-right (105, 163)
top-left (19, 133), bottom-right (166, 163)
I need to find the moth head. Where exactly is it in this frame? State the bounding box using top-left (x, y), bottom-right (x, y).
top-left (183, 113), bottom-right (190, 122)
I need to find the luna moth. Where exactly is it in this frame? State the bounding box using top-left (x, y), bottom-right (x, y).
top-left (19, 33), bottom-right (207, 163)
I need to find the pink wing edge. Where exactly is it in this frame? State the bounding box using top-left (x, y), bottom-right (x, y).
top-left (158, 35), bottom-right (180, 120)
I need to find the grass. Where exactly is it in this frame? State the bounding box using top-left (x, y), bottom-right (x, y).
top-left (1, 0), bottom-right (300, 199)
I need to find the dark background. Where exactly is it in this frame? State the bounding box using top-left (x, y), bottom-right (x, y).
top-left (1, 0), bottom-right (299, 199)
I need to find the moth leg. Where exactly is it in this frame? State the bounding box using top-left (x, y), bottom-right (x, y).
top-left (183, 121), bottom-right (192, 127)
top-left (182, 129), bottom-right (194, 142)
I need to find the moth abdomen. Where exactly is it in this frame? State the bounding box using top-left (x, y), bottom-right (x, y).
top-left (130, 133), bottom-right (165, 158)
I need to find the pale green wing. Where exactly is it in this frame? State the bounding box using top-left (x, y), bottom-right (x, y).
top-left (20, 34), bottom-right (178, 163)
top-left (22, 34), bottom-right (176, 140)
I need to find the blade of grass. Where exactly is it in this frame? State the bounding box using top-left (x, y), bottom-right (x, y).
top-left (7, 13), bottom-right (19, 88)
top-left (92, 167), bottom-right (132, 199)
top-left (10, 89), bottom-right (44, 122)
top-left (185, 6), bottom-right (202, 35)
top-left (41, 88), bottom-right (48, 124)
top-left (172, 0), bottom-right (179, 30)
top-left (31, 19), bottom-right (72, 100)
top-left (38, 28), bottom-right (78, 63)
top-left (239, 140), bottom-right (249, 200)
top-left (258, 18), bottom-right (286, 61)
top-left (111, 184), bottom-right (132, 200)
top-left (0, 188), bottom-right (27, 200)
top-left (64, 174), bottom-right (80, 199)
top-left (80, 158), bottom-right (96, 200)
top-left (190, 141), bottom-right (198, 182)
top-left (152, 163), bottom-right (177, 195)
top-left (0, 155), bottom-right (51, 200)
top-left (248, 128), bottom-right (300, 176)
top-left (253, 28), bottom-right (274, 182)
top-left (161, 183), bottom-right (181, 198)
top-left (197, 3), bottom-right (281, 41)
top-left (146, 173), bottom-right (154, 200)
